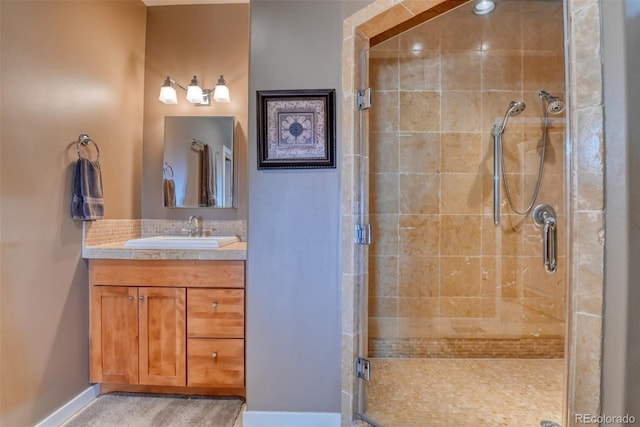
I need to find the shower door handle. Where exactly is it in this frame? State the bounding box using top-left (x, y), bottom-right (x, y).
top-left (532, 204), bottom-right (557, 274)
top-left (542, 215), bottom-right (557, 274)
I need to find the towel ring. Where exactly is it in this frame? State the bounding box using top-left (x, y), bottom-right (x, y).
top-left (77, 133), bottom-right (100, 161)
top-left (192, 138), bottom-right (207, 148)
top-left (163, 162), bottom-right (174, 179)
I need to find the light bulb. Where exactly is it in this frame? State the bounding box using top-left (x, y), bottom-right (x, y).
top-left (213, 75), bottom-right (231, 103)
top-left (158, 77), bottom-right (177, 104)
top-left (186, 75), bottom-right (204, 104)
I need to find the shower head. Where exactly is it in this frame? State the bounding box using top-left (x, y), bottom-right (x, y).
top-left (494, 101), bottom-right (526, 135)
top-left (547, 98), bottom-right (565, 114)
top-left (507, 101), bottom-right (527, 117)
top-left (508, 101), bottom-right (526, 117)
top-left (539, 90), bottom-right (566, 114)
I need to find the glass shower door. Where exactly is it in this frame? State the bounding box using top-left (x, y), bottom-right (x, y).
top-left (354, 46), bottom-right (382, 427)
top-left (357, 1), bottom-right (567, 426)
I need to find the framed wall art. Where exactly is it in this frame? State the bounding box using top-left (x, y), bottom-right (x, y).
top-left (256, 89), bottom-right (336, 169)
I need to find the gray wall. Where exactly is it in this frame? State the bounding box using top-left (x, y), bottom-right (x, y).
top-left (246, 0), bottom-right (370, 413)
top-left (602, 0), bottom-right (640, 419)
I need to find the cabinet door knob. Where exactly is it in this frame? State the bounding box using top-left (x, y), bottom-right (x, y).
top-left (211, 302), bottom-right (218, 309)
top-left (139, 296), bottom-right (144, 301)
top-left (211, 352), bottom-right (218, 358)
top-left (128, 296), bottom-right (134, 301)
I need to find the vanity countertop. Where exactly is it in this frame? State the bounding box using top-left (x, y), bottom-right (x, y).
top-left (82, 241), bottom-right (247, 261)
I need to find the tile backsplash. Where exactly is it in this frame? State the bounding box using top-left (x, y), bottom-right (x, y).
top-left (83, 219), bottom-right (141, 247)
top-left (141, 219), bottom-right (247, 241)
top-left (84, 219), bottom-right (247, 246)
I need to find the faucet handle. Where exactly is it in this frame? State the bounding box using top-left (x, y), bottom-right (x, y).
top-left (188, 215), bottom-right (204, 236)
top-left (201, 227), bottom-right (215, 237)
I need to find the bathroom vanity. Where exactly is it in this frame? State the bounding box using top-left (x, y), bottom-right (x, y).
top-left (83, 220), bottom-right (247, 398)
top-left (89, 259), bottom-right (245, 397)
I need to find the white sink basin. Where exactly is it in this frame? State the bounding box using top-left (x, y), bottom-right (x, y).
top-left (124, 235), bottom-right (240, 249)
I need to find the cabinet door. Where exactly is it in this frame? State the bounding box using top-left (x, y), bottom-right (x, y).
top-left (90, 286), bottom-right (138, 384)
top-left (138, 287), bottom-right (186, 386)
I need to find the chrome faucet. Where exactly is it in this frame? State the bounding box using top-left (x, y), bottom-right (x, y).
top-left (188, 215), bottom-right (203, 237)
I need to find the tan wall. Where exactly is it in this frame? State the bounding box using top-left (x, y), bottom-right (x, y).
top-left (142, 4), bottom-right (249, 221)
top-left (0, 1), bottom-right (146, 424)
top-left (367, 0), bottom-right (566, 358)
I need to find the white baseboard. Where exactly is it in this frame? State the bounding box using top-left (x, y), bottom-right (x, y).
top-left (35, 384), bottom-right (100, 427)
top-left (243, 411), bottom-right (340, 427)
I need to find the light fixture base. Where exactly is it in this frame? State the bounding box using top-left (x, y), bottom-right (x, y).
top-left (196, 93), bottom-right (212, 107)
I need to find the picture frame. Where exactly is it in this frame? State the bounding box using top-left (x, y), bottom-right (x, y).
top-left (256, 89), bottom-right (336, 169)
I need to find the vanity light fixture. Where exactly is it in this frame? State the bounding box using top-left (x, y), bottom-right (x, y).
top-left (159, 75), bottom-right (230, 106)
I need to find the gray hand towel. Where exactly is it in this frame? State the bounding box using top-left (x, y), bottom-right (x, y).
top-left (163, 178), bottom-right (176, 207)
top-left (200, 145), bottom-right (216, 207)
top-left (209, 151), bottom-right (217, 207)
top-left (72, 157), bottom-right (104, 221)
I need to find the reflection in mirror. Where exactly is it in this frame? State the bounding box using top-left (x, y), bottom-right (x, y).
top-left (163, 116), bottom-right (235, 208)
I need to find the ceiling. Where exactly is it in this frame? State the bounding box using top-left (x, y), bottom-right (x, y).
top-left (143, 0), bottom-right (248, 5)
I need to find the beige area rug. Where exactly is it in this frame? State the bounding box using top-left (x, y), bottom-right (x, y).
top-left (61, 394), bottom-right (244, 427)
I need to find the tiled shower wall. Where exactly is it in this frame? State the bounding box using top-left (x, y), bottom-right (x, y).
top-left (367, 0), bottom-right (566, 358)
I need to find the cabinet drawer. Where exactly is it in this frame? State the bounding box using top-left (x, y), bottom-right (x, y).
top-left (90, 260), bottom-right (245, 288)
top-left (187, 289), bottom-right (244, 338)
top-left (187, 339), bottom-right (244, 388)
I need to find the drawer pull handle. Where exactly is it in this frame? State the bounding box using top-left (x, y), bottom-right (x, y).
top-left (211, 302), bottom-right (218, 309)
top-left (211, 352), bottom-right (218, 358)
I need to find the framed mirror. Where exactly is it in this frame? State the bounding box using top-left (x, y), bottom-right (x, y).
top-left (163, 116), bottom-right (235, 208)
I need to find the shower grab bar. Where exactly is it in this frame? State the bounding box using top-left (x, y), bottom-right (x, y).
top-left (532, 204), bottom-right (557, 274)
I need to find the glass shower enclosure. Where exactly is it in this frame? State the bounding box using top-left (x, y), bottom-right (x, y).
top-left (355, 1), bottom-right (568, 425)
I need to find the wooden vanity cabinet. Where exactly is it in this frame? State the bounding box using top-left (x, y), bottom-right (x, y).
top-left (89, 259), bottom-right (245, 396)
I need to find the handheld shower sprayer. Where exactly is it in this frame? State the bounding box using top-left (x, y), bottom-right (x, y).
top-left (492, 100), bottom-right (526, 224)
top-left (493, 101), bottom-right (526, 136)
top-left (538, 90), bottom-right (565, 114)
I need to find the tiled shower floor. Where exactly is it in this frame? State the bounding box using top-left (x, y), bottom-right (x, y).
top-left (361, 358), bottom-right (564, 427)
